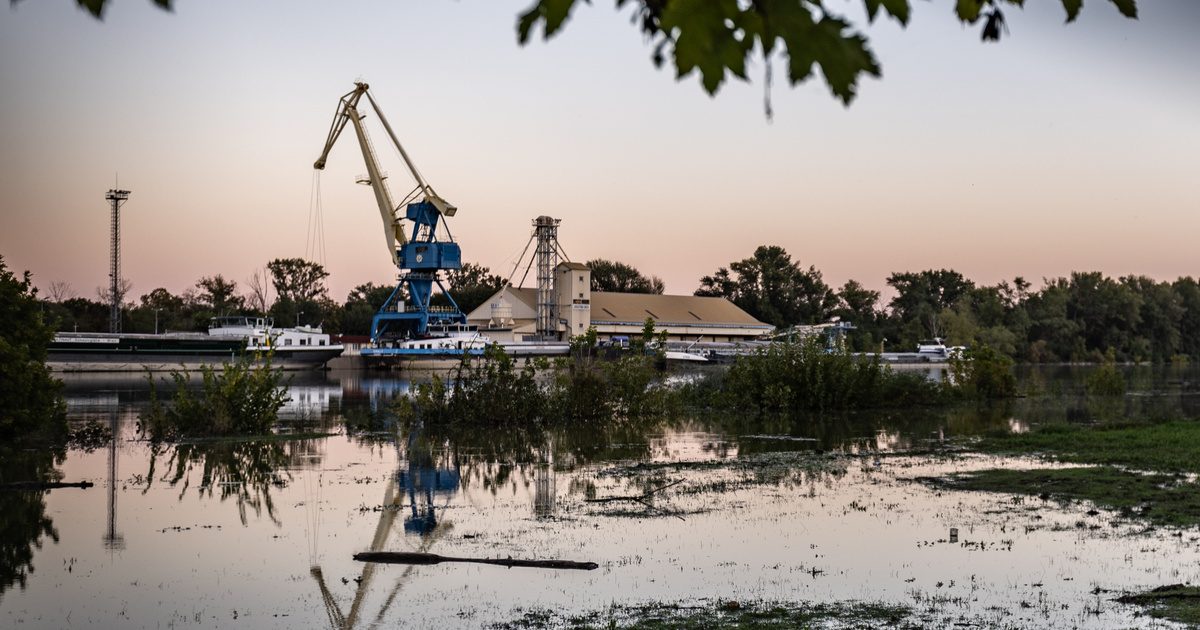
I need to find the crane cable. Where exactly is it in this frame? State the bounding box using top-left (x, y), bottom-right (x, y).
top-left (305, 171), bottom-right (328, 266)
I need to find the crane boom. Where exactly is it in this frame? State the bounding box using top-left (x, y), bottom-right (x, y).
top-left (312, 81), bottom-right (467, 345)
top-left (313, 82), bottom-right (455, 266)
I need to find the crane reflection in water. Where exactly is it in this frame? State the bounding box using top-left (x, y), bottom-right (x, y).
top-left (309, 422), bottom-right (462, 630)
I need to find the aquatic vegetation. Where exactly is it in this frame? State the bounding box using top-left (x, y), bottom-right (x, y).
top-left (404, 343), bottom-right (671, 428)
top-left (1116, 585), bottom-right (1200, 626)
top-left (975, 420), bottom-right (1200, 474)
top-left (1085, 349), bottom-right (1126, 396)
top-left (928, 467), bottom-right (1200, 528)
top-left (495, 599), bottom-right (915, 629)
top-left (139, 358), bottom-right (290, 440)
top-left (948, 344), bottom-right (1017, 399)
top-left (715, 338), bottom-right (950, 414)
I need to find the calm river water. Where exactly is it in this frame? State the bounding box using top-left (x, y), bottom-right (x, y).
top-left (2, 366), bottom-right (1199, 628)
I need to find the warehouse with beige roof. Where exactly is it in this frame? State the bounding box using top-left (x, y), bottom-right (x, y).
top-left (466, 262), bottom-right (773, 343)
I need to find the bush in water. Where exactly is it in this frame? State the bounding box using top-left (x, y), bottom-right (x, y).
top-left (140, 357), bottom-right (290, 440)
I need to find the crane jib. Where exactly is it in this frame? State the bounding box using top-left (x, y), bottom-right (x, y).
top-left (313, 81), bottom-right (468, 344)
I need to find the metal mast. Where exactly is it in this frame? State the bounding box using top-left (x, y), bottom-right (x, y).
top-left (105, 188), bottom-right (130, 334)
top-left (533, 216), bottom-right (561, 339)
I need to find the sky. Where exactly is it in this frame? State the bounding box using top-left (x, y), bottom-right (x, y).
top-left (1, 0), bottom-right (1197, 304)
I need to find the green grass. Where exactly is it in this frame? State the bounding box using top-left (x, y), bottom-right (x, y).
top-left (930, 467), bottom-right (1200, 528)
top-left (1116, 585), bottom-right (1200, 626)
top-left (495, 600), bottom-right (915, 629)
top-left (974, 420), bottom-right (1200, 473)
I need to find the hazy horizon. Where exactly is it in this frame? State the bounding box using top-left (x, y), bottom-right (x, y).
top-left (2, 1), bottom-right (1197, 304)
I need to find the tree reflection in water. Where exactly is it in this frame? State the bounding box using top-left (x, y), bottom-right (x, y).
top-left (0, 447), bottom-right (64, 600)
top-left (142, 439), bottom-right (319, 526)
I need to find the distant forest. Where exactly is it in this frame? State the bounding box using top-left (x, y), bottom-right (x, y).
top-left (36, 245), bottom-right (1200, 363)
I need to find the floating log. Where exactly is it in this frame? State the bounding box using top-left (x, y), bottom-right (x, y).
top-left (584, 479), bottom-right (684, 503)
top-left (0, 480), bottom-right (94, 491)
top-left (353, 551), bottom-right (598, 571)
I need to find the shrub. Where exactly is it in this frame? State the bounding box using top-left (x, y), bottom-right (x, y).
top-left (1085, 348), bottom-right (1126, 397)
top-left (718, 337), bottom-right (947, 414)
top-left (0, 256), bottom-right (65, 441)
top-left (140, 358), bottom-right (290, 441)
top-left (948, 344), bottom-right (1017, 399)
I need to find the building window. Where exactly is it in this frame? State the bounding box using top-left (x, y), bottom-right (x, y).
top-left (578, 275), bottom-right (583, 282)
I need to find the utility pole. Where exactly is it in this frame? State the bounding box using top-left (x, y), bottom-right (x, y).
top-left (105, 188), bottom-right (131, 334)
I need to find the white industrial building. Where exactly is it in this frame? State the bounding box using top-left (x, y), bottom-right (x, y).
top-left (466, 262), bottom-right (773, 343)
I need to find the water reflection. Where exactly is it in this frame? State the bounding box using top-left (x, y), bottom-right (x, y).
top-left (7, 364), bottom-right (1197, 628)
top-left (0, 448), bottom-right (63, 600)
top-left (398, 427), bottom-right (459, 536)
top-left (142, 438), bottom-right (321, 526)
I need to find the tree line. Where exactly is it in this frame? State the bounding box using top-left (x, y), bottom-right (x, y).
top-left (693, 245), bottom-right (1200, 363)
top-left (40, 258), bottom-right (506, 338)
top-left (34, 244), bottom-right (1200, 363)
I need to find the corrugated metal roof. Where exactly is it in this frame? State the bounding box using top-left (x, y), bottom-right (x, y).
top-left (557, 261), bottom-right (590, 271)
top-left (501, 287), bottom-right (769, 328)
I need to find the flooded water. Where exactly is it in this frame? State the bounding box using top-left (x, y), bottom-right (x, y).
top-left (3, 366), bottom-right (1200, 628)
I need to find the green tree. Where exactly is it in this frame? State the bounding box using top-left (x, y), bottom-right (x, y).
top-left (832, 279), bottom-right (880, 350)
top-left (444, 262), bottom-right (506, 313)
top-left (0, 256), bottom-right (66, 441)
top-left (1024, 278), bottom-right (1082, 362)
top-left (195, 275), bottom-right (243, 315)
top-left (266, 258), bottom-right (329, 304)
top-left (1065, 271), bottom-right (1141, 361)
top-left (587, 259), bottom-right (665, 294)
top-left (884, 269), bottom-right (974, 348)
top-left (1121, 275), bottom-right (1182, 363)
top-left (58, 0), bottom-right (1136, 109)
top-left (1173, 278), bottom-right (1200, 360)
top-left (342, 282), bottom-right (397, 336)
top-left (696, 245), bottom-right (835, 328)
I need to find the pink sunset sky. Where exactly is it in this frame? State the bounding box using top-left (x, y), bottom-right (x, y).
top-left (1, 1), bottom-right (1197, 304)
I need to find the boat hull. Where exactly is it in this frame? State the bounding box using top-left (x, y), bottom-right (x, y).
top-left (47, 333), bottom-right (342, 372)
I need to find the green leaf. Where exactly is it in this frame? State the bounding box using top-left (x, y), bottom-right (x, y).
top-left (863, 0), bottom-right (911, 25)
top-left (660, 0), bottom-right (748, 95)
top-left (1061, 0), bottom-right (1083, 22)
top-left (955, 0), bottom-right (984, 22)
top-left (516, 0), bottom-right (581, 45)
top-left (782, 13), bottom-right (880, 105)
top-left (76, 0), bottom-right (105, 18)
top-left (1109, 0), bottom-right (1137, 18)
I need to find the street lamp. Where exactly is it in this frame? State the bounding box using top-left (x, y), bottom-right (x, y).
top-left (296, 311), bottom-right (304, 327)
top-left (154, 308), bottom-right (162, 335)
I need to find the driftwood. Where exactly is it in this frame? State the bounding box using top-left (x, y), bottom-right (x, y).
top-left (584, 479), bottom-right (684, 504)
top-left (0, 480), bottom-right (94, 491)
top-left (353, 551), bottom-right (598, 571)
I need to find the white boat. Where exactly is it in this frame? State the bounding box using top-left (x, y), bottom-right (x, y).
top-left (362, 326), bottom-right (492, 361)
top-left (209, 316), bottom-right (345, 367)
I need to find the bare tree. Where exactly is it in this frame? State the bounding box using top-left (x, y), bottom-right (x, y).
top-left (246, 267), bottom-right (271, 313)
top-left (96, 278), bottom-right (133, 306)
top-left (47, 280), bottom-right (77, 303)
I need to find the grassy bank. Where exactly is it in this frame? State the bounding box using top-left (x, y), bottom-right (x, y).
top-left (975, 420), bottom-right (1200, 473)
top-left (1116, 585), bottom-right (1200, 626)
top-left (931, 466), bottom-right (1200, 528)
top-left (935, 420), bottom-right (1200, 528)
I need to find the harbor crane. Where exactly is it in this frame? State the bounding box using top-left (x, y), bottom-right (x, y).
top-left (314, 82), bottom-right (466, 343)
